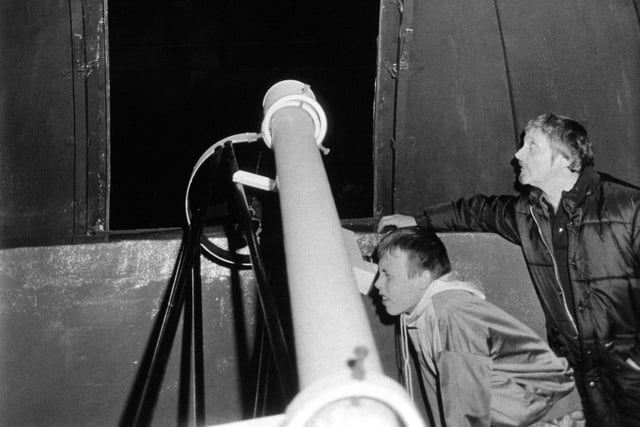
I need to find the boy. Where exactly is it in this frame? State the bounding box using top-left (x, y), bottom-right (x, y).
top-left (375, 226), bottom-right (577, 426)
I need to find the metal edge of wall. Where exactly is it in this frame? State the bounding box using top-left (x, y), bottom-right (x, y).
top-left (372, 0), bottom-right (401, 217)
top-left (70, 0), bottom-right (109, 239)
top-left (373, 0), bottom-right (416, 217)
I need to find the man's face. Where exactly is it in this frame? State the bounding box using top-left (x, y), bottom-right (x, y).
top-left (515, 129), bottom-right (565, 188)
top-left (374, 250), bottom-right (429, 316)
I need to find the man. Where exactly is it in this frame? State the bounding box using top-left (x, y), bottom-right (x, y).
top-left (377, 113), bottom-right (640, 426)
top-left (374, 226), bottom-right (576, 426)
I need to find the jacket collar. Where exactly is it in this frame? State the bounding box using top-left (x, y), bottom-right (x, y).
top-left (560, 165), bottom-right (598, 212)
top-left (526, 165), bottom-right (599, 213)
top-left (404, 271), bottom-right (485, 326)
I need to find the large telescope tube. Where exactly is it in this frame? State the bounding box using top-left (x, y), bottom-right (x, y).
top-left (261, 80), bottom-right (424, 427)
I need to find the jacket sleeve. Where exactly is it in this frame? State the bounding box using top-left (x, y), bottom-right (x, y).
top-left (415, 194), bottom-right (521, 245)
top-left (629, 200), bottom-right (640, 366)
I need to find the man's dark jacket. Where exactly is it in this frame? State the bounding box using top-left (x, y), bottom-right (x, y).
top-left (416, 166), bottom-right (640, 366)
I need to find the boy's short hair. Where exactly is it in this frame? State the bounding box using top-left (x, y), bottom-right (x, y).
top-left (375, 226), bottom-right (451, 279)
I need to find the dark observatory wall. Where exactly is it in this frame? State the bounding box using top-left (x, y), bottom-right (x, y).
top-left (0, 0), bottom-right (108, 246)
top-left (0, 2), bottom-right (73, 239)
top-left (108, 1), bottom-right (380, 230)
top-left (374, 0), bottom-right (640, 216)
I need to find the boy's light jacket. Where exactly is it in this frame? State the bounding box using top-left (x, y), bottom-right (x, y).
top-left (404, 272), bottom-right (575, 426)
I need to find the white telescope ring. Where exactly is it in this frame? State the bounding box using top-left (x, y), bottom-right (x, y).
top-left (184, 132), bottom-right (261, 225)
top-left (183, 132), bottom-right (261, 268)
top-left (284, 372), bottom-right (425, 427)
top-left (261, 94), bottom-right (328, 149)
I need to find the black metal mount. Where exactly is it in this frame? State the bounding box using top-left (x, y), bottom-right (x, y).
top-left (120, 142), bottom-right (296, 426)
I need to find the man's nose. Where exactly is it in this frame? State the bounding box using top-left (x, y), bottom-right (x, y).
top-left (515, 147), bottom-right (525, 161)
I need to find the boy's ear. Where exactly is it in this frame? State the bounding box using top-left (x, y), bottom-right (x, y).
top-left (417, 269), bottom-right (432, 290)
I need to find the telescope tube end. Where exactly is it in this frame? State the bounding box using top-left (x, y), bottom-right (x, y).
top-left (261, 80), bottom-right (328, 150)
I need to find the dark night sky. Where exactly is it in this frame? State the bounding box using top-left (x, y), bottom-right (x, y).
top-left (108, 1), bottom-right (381, 230)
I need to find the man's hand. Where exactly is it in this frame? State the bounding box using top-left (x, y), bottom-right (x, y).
top-left (376, 214), bottom-right (417, 233)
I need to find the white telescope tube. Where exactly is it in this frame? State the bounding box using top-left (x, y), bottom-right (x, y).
top-left (263, 80), bottom-right (381, 385)
top-left (261, 80), bottom-right (424, 427)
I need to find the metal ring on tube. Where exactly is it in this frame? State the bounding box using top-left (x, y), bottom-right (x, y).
top-left (183, 132), bottom-right (261, 268)
top-left (261, 82), bottom-right (328, 149)
top-left (283, 371), bottom-right (425, 427)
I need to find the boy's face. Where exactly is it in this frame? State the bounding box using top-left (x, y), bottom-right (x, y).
top-left (374, 249), bottom-right (430, 316)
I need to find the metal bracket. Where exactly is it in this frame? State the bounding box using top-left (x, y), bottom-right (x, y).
top-left (398, 28), bottom-right (413, 72)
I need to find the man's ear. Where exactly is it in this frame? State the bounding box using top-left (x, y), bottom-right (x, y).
top-left (552, 152), bottom-right (571, 170)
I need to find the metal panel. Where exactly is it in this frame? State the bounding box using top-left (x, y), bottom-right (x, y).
top-left (0, 237), bottom-right (261, 426)
top-left (398, 0), bottom-right (517, 211)
top-left (0, 0), bottom-right (109, 246)
top-left (497, 0), bottom-right (640, 185)
top-left (0, 1), bottom-right (76, 243)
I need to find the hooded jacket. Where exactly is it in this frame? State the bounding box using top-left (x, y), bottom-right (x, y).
top-left (404, 272), bottom-right (574, 427)
top-left (417, 166), bottom-right (640, 364)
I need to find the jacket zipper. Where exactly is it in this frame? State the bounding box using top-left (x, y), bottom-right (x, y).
top-left (530, 206), bottom-right (579, 337)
